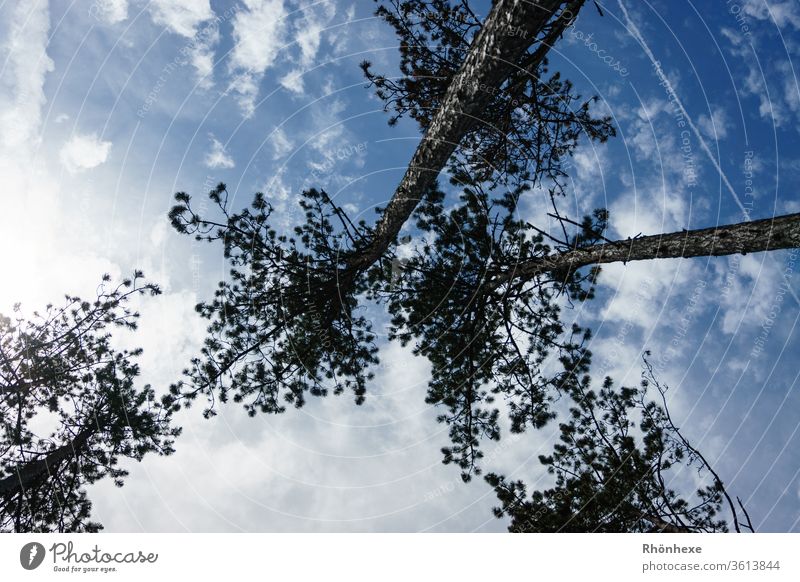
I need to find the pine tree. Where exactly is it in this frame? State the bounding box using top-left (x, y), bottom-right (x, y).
top-left (487, 355), bottom-right (754, 533)
top-left (168, 0), bottom-right (791, 531)
top-left (0, 274), bottom-right (179, 532)
top-left (166, 0), bottom-right (605, 419)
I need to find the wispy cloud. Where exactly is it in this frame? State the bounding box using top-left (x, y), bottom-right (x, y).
top-left (698, 109), bottom-right (730, 140)
top-left (90, 0), bottom-right (129, 25)
top-left (228, 0), bottom-right (288, 116)
top-left (0, 4), bottom-right (54, 152)
top-left (204, 134), bottom-right (235, 169)
top-left (147, 0), bottom-right (219, 89)
top-left (740, 0), bottom-right (800, 30)
top-left (271, 127), bottom-right (294, 160)
top-left (148, 0), bottom-right (213, 37)
top-left (618, 0), bottom-right (748, 216)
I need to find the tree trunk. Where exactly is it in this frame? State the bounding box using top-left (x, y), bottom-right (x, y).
top-left (0, 428), bottom-right (93, 497)
top-left (490, 213), bottom-right (800, 289)
top-left (345, 0), bottom-right (580, 274)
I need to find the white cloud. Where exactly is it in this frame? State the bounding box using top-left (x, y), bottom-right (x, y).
top-left (741, 0), bottom-right (800, 29)
top-left (0, 3), bottom-right (124, 314)
top-left (230, 0), bottom-right (287, 74)
top-left (87, 339), bottom-right (517, 532)
top-left (714, 252), bottom-right (797, 336)
top-left (309, 98), bottom-right (346, 154)
top-left (277, 1), bottom-right (337, 97)
top-left (776, 60), bottom-right (800, 117)
top-left (226, 73), bottom-right (261, 117)
top-left (271, 127), bottom-right (294, 160)
top-left (226, 0), bottom-right (337, 106)
top-left (147, 0), bottom-right (219, 89)
top-left (597, 183), bottom-right (694, 332)
top-left (698, 109), bottom-right (730, 140)
top-left (296, 23), bottom-right (323, 67)
top-left (89, 0), bottom-right (128, 24)
top-left (59, 133), bottom-right (112, 173)
top-left (228, 0), bottom-right (288, 116)
top-left (204, 135), bottom-right (235, 169)
top-left (721, 13), bottom-right (800, 129)
top-left (279, 69), bottom-right (305, 94)
top-left (295, 0), bottom-right (336, 67)
top-left (150, 220), bottom-right (168, 249)
top-left (184, 24), bottom-right (221, 90)
top-left (0, 4), bottom-right (54, 152)
top-left (625, 99), bottom-right (666, 161)
top-left (148, 0), bottom-right (213, 37)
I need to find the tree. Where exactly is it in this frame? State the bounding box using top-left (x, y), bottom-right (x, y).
top-left (168, 0), bottom-right (797, 531)
top-left (359, 0), bottom-right (609, 189)
top-left (487, 355), bottom-right (754, 533)
top-left (487, 212), bottom-right (800, 290)
top-left (0, 273), bottom-right (179, 532)
top-left (166, 0), bottom-right (607, 419)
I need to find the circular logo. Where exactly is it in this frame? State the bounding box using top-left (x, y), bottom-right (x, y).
top-left (20, 542), bottom-right (46, 570)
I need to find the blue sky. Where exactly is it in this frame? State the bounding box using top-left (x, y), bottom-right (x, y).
top-left (1, 0), bottom-right (799, 531)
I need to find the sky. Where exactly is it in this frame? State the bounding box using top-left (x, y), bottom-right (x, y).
top-left (0, 0), bottom-right (799, 532)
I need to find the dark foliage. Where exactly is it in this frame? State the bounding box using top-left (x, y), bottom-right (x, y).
top-left (361, 0), bottom-right (615, 186)
top-left (167, 185), bottom-right (379, 417)
top-left (166, 0), bottom-right (749, 533)
top-left (0, 274), bottom-right (178, 532)
top-left (487, 355), bottom-right (754, 532)
top-left (366, 168), bottom-right (607, 480)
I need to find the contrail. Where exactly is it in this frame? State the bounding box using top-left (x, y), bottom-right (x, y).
top-left (618, 0), bottom-right (800, 308)
top-left (617, 0), bottom-right (749, 218)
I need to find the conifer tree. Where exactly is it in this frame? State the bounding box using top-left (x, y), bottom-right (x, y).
top-left (169, 0), bottom-right (793, 531)
top-left (0, 274), bottom-right (179, 532)
top-left (487, 355), bottom-right (754, 532)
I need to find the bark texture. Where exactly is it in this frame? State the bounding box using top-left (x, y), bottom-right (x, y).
top-left (346, 0), bottom-right (573, 273)
top-left (491, 213), bottom-right (800, 288)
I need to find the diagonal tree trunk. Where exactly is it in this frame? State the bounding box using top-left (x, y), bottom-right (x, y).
top-left (0, 427), bottom-right (93, 498)
top-left (490, 213), bottom-right (800, 289)
top-left (344, 0), bottom-right (581, 274)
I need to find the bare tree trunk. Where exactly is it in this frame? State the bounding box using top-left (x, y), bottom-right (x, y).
top-left (491, 213), bottom-right (800, 288)
top-left (0, 428), bottom-right (93, 497)
top-left (345, 0), bottom-right (580, 274)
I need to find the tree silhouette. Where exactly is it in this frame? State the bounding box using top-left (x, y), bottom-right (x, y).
top-left (167, 0), bottom-right (607, 421)
top-left (168, 0), bottom-right (794, 531)
top-left (168, 186), bottom-right (379, 417)
top-left (487, 355), bottom-right (754, 533)
top-left (360, 0), bottom-right (610, 187)
top-left (0, 274), bottom-right (179, 532)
